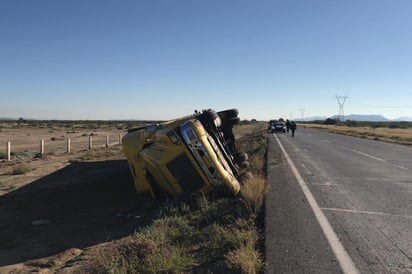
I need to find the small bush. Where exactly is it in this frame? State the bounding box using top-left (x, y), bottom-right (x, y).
top-left (202, 223), bottom-right (227, 251)
top-left (240, 176), bottom-right (267, 215)
top-left (198, 198), bottom-right (239, 225)
top-left (225, 244), bottom-right (263, 274)
top-left (224, 224), bottom-right (259, 250)
top-left (10, 164), bottom-right (31, 175)
top-left (388, 123), bottom-right (401, 129)
top-left (144, 215), bottom-right (192, 244)
top-left (85, 238), bottom-right (156, 273)
top-left (225, 236), bottom-right (263, 274)
top-left (196, 193), bottom-right (210, 213)
top-left (249, 155), bottom-right (264, 173)
top-left (156, 200), bottom-right (192, 217)
top-left (143, 244), bottom-right (195, 273)
top-left (324, 118), bottom-right (338, 125)
top-left (87, 215), bottom-right (195, 273)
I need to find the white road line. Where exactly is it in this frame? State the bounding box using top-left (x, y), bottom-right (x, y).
top-left (343, 147), bottom-right (409, 170)
top-left (311, 181), bottom-right (334, 186)
top-left (321, 207), bottom-right (412, 219)
top-left (343, 147), bottom-right (385, 162)
top-left (274, 134), bottom-right (359, 274)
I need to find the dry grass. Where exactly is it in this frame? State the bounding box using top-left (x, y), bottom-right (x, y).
top-left (240, 176), bottom-right (267, 216)
top-left (235, 121), bottom-right (268, 175)
top-left (85, 215), bottom-right (195, 273)
top-left (225, 241), bottom-right (263, 274)
top-left (224, 218), bottom-right (263, 274)
top-left (304, 124), bottom-right (412, 145)
top-left (234, 121), bottom-right (265, 138)
top-left (85, 195), bottom-right (265, 273)
top-left (9, 163), bottom-right (31, 175)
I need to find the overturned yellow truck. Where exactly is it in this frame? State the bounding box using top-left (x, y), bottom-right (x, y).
top-left (122, 109), bottom-right (250, 199)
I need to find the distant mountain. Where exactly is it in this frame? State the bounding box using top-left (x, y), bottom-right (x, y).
top-left (303, 116), bottom-right (327, 121)
top-left (303, 114), bottom-right (412, 122)
top-left (302, 114), bottom-right (390, 121)
top-left (304, 114), bottom-right (394, 122)
top-left (332, 114), bottom-right (390, 121)
top-left (393, 116), bottom-right (412, 122)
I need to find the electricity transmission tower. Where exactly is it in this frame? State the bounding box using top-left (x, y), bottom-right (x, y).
top-left (299, 108), bottom-right (306, 121)
top-left (335, 95), bottom-right (349, 121)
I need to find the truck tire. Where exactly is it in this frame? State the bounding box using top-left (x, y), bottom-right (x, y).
top-left (239, 172), bottom-right (254, 183)
top-left (238, 161), bottom-right (250, 169)
top-left (230, 117), bottom-right (240, 125)
top-left (235, 152), bottom-right (248, 163)
top-left (205, 109), bottom-right (218, 120)
top-left (219, 108), bottom-right (239, 118)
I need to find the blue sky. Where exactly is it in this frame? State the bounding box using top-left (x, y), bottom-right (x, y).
top-left (1, 0), bottom-right (411, 121)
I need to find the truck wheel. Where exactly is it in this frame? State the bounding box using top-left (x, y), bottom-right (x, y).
top-left (235, 152), bottom-right (248, 163)
top-left (239, 161), bottom-right (249, 169)
top-left (205, 109), bottom-right (218, 120)
top-left (219, 108), bottom-right (239, 118)
top-left (230, 117), bottom-right (240, 125)
top-left (239, 172), bottom-right (254, 183)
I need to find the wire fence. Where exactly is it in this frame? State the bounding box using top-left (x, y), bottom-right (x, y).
top-left (1, 133), bottom-right (124, 162)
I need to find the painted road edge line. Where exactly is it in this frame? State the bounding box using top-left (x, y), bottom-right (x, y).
top-left (343, 147), bottom-right (385, 162)
top-left (274, 134), bottom-right (359, 274)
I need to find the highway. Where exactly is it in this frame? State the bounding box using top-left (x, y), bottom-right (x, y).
top-left (265, 127), bottom-right (412, 273)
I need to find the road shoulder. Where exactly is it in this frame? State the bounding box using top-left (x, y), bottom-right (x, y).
top-left (264, 133), bottom-right (342, 273)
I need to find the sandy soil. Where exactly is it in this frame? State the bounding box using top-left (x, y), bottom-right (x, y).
top-left (0, 127), bottom-right (125, 157)
top-left (0, 127), bottom-right (157, 273)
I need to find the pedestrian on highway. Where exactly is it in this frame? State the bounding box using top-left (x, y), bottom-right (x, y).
top-left (290, 121), bottom-right (297, 137)
top-left (285, 119), bottom-right (291, 132)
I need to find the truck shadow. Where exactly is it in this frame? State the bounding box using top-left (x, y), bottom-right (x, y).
top-left (0, 159), bottom-right (157, 267)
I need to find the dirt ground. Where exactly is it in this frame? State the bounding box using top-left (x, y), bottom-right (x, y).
top-left (0, 127), bottom-right (158, 273)
top-left (0, 126), bottom-right (126, 157)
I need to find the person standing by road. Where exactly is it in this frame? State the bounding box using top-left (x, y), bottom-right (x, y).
top-left (290, 121), bottom-right (297, 137)
top-left (285, 119), bottom-right (291, 132)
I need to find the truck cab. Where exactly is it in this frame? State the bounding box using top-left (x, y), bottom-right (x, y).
top-left (122, 109), bottom-right (248, 199)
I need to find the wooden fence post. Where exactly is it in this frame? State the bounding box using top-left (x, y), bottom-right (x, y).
top-left (7, 141), bottom-right (11, 161)
top-left (89, 136), bottom-right (93, 149)
top-left (67, 138), bottom-right (71, 153)
top-left (40, 139), bottom-right (44, 156)
top-left (119, 133), bottom-right (122, 145)
top-left (106, 135), bottom-right (109, 148)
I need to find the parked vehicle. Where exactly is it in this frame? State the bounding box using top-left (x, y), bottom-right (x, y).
top-left (122, 109), bottom-right (250, 199)
top-left (268, 120), bottom-right (286, 133)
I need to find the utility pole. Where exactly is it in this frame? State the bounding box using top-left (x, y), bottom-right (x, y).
top-left (335, 95), bottom-right (349, 121)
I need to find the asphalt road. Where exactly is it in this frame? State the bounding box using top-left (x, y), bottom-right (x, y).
top-left (265, 127), bottom-right (412, 274)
